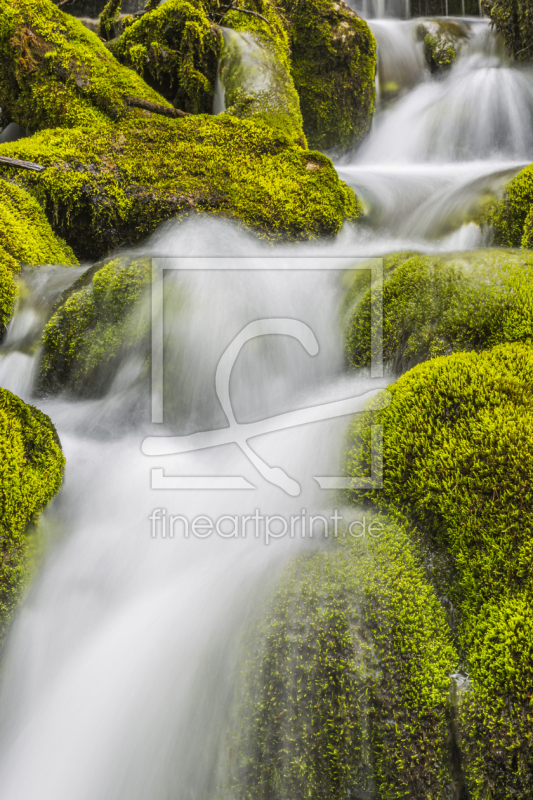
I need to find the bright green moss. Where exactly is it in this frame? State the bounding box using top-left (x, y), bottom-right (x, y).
top-left (231, 515), bottom-right (458, 800)
top-left (345, 342), bottom-right (533, 797)
top-left (38, 256), bottom-right (151, 396)
top-left (0, 388), bottom-right (65, 639)
top-left (423, 32), bottom-right (456, 73)
top-left (107, 0), bottom-right (221, 114)
top-left (482, 0), bottom-right (533, 61)
top-left (281, 0), bottom-right (376, 153)
top-left (0, 178), bottom-right (77, 326)
top-left (345, 250), bottom-right (533, 372)
top-left (484, 163), bottom-right (533, 248)
top-left (0, 116), bottom-right (360, 260)
top-left (0, 0), bottom-right (173, 133)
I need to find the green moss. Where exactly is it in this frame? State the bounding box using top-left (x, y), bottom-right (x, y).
top-left (0, 388), bottom-right (65, 639)
top-left (230, 514), bottom-right (458, 800)
top-left (484, 163), bottom-right (533, 248)
top-left (423, 32), bottom-right (456, 73)
top-left (345, 250), bottom-right (533, 373)
top-left (0, 178), bottom-right (77, 326)
top-left (0, 116), bottom-right (360, 260)
top-left (107, 0), bottom-right (221, 114)
top-left (280, 0), bottom-right (376, 153)
top-left (0, 0), bottom-right (174, 133)
top-left (38, 256), bottom-right (152, 396)
top-left (482, 0), bottom-right (533, 61)
top-left (345, 342), bottom-right (533, 798)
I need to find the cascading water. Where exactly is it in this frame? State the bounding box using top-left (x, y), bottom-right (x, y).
top-left (337, 17), bottom-right (533, 247)
top-left (0, 6), bottom-right (530, 799)
top-left (0, 219), bottom-right (387, 799)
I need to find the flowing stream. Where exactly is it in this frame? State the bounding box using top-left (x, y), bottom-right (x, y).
top-left (0, 10), bottom-right (531, 799)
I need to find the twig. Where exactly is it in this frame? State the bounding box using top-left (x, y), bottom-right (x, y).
top-left (123, 95), bottom-right (190, 118)
top-left (221, 6), bottom-right (272, 25)
top-left (0, 155), bottom-right (45, 172)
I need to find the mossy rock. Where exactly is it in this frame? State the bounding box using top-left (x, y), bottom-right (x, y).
top-left (0, 116), bottom-right (360, 260)
top-left (345, 342), bottom-right (533, 798)
top-left (0, 178), bottom-right (77, 328)
top-left (37, 256), bottom-right (152, 396)
top-left (482, 0), bottom-right (533, 61)
top-left (282, 0), bottom-right (376, 153)
top-left (0, 0), bottom-right (174, 133)
top-left (217, 0), bottom-right (306, 144)
top-left (230, 513), bottom-right (459, 800)
top-left (483, 163), bottom-right (533, 248)
top-left (344, 250), bottom-right (533, 373)
top-left (423, 32), bottom-right (456, 73)
top-left (0, 388), bottom-right (65, 639)
top-left (106, 0), bottom-right (221, 114)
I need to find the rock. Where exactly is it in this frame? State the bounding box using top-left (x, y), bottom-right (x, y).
top-left (344, 250), bottom-right (533, 373)
top-left (37, 256), bottom-right (151, 397)
top-left (0, 179), bottom-right (77, 328)
top-left (346, 341), bottom-right (533, 798)
top-left (484, 162), bottom-right (533, 247)
top-left (482, 0), bottom-right (533, 61)
top-left (0, 116), bottom-right (360, 260)
top-left (0, 0), bottom-right (174, 133)
top-left (105, 0), bottom-right (221, 115)
top-left (282, 0), bottom-right (376, 153)
top-left (230, 512), bottom-right (458, 799)
top-left (0, 388), bottom-right (65, 639)
top-left (416, 19), bottom-right (468, 75)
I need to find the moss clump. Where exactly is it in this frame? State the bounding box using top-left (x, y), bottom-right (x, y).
top-left (345, 342), bottom-right (533, 798)
top-left (0, 178), bottom-right (77, 326)
top-left (107, 0), bottom-right (221, 114)
top-left (484, 163), bottom-right (533, 248)
top-left (38, 256), bottom-right (151, 396)
top-left (231, 514), bottom-right (458, 800)
top-left (0, 0), bottom-right (174, 133)
top-left (482, 0), bottom-right (533, 61)
top-left (423, 32), bottom-right (456, 73)
top-left (345, 250), bottom-right (533, 373)
top-left (0, 388), bottom-right (65, 639)
top-left (280, 0), bottom-right (376, 153)
top-left (0, 116), bottom-right (360, 260)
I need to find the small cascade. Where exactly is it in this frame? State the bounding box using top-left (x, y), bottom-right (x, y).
top-left (337, 18), bottom-right (533, 242)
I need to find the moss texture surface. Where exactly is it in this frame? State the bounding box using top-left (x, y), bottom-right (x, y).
top-left (0, 388), bottom-right (65, 639)
top-left (0, 117), bottom-right (359, 260)
top-left (38, 256), bottom-right (151, 396)
top-left (0, 0), bottom-right (173, 133)
top-left (345, 342), bottom-right (533, 798)
top-left (344, 250), bottom-right (533, 373)
top-left (282, 0), bottom-right (376, 153)
top-left (231, 515), bottom-right (458, 800)
top-left (482, 0), bottom-right (533, 61)
top-left (484, 163), bottom-right (533, 248)
top-left (0, 178), bottom-right (77, 327)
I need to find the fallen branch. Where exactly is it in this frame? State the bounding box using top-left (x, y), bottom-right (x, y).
top-left (0, 155), bottom-right (45, 172)
top-left (220, 6), bottom-right (272, 25)
top-left (123, 96), bottom-right (191, 118)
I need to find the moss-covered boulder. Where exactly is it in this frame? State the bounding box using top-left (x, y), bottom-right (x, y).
top-left (216, 1), bottom-right (305, 143)
top-left (0, 116), bottom-right (359, 260)
top-left (0, 178), bottom-right (77, 328)
top-left (484, 163), bottom-right (533, 248)
top-left (416, 20), bottom-right (467, 74)
top-left (37, 256), bottom-right (151, 396)
top-left (106, 0), bottom-right (221, 114)
top-left (230, 514), bottom-right (459, 800)
top-left (344, 251), bottom-right (533, 373)
top-left (345, 342), bottom-right (533, 798)
top-left (281, 0), bottom-right (375, 153)
top-left (0, 388), bottom-right (65, 639)
top-left (482, 0), bottom-right (533, 61)
top-left (0, 0), bottom-right (174, 133)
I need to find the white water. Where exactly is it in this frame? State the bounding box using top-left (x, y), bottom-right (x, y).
top-left (337, 18), bottom-right (533, 244)
top-left (0, 11), bottom-right (531, 799)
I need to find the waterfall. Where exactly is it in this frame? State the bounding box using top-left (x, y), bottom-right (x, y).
top-left (0, 218), bottom-right (389, 799)
top-left (337, 18), bottom-right (533, 242)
